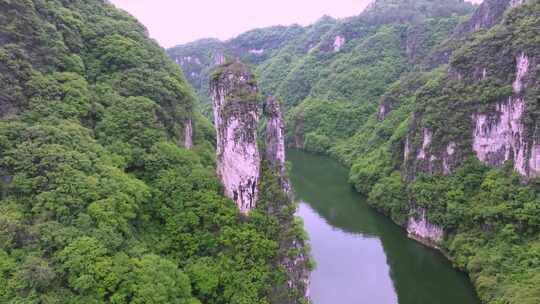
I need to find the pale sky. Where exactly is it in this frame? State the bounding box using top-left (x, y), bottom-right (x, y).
top-left (109, 0), bottom-right (373, 48)
top-left (109, 0), bottom-right (483, 49)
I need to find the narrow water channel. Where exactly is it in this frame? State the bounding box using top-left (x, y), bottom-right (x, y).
top-left (288, 149), bottom-right (479, 304)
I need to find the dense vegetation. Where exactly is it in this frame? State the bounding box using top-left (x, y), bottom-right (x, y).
top-left (168, 0), bottom-right (475, 152)
top-left (170, 0), bottom-right (540, 303)
top-left (0, 1), bottom-right (306, 303)
top-left (347, 2), bottom-right (540, 303)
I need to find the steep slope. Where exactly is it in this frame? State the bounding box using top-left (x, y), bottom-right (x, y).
top-left (0, 1), bottom-right (308, 303)
top-left (343, 0), bottom-right (540, 303)
top-left (169, 0), bottom-right (540, 303)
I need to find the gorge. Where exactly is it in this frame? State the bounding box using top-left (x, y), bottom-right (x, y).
top-left (169, 0), bottom-right (540, 303)
top-left (289, 149), bottom-right (479, 304)
top-left (0, 0), bottom-right (539, 303)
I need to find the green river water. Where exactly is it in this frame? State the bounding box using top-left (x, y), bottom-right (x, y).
top-left (288, 149), bottom-right (480, 304)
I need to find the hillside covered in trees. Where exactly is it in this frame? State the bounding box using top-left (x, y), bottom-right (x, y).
top-left (0, 1), bottom-right (307, 303)
top-left (170, 0), bottom-right (540, 303)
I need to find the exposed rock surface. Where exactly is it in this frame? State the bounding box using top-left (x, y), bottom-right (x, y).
top-left (403, 116), bottom-right (460, 180)
top-left (214, 52), bottom-right (225, 65)
top-left (454, 0), bottom-right (514, 36)
top-left (333, 35), bottom-right (346, 52)
top-left (377, 99), bottom-right (392, 122)
top-left (249, 49), bottom-right (264, 55)
top-left (472, 53), bottom-right (539, 178)
top-left (443, 142), bottom-right (457, 175)
top-left (264, 96), bottom-right (290, 193)
top-left (472, 97), bottom-right (526, 173)
top-left (210, 61), bottom-right (261, 213)
top-left (402, 2), bottom-right (539, 253)
top-left (281, 239), bottom-right (311, 302)
top-left (183, 119), bottom-right (193, 149)
top-left (417, 128), bottom-right (432, 160)
top-left (407, 207), bottom-right (444, 248)
top-left (210, 62), bottom-right (310, 302)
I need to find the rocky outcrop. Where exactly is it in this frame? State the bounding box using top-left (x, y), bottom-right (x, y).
top-left (281, 238), bottom-right (311, 302)
top-left (443, 142), bottom-right (457, 175)
top-left (472, 97), bottom-right (526, 173)
top-left (183, 119), bottom-right (193, 149)
top-left (214, 52), bottom-right (225, 65)
top-left (178, 56), bottom-right (201, 65)
top-left (211, 61), bottom-right (310, 302)
top-left (417, 128), bottom-right (432, 160)
top-left (472, 52), bottom-right (539, 178)
top-left (249, 49), bottom-right (264, 55)
top-left (512, 52), bottom-right (529, 94)
top-left (454, 0), bottom-right (514, 36)
top-left (377, 99), bottom-right (392, 122)
top-left (411, 51), bottom-right (538, 179)
top-left (404, 123), bottom-right (444, 179)
top-left (264, 96), bottom-right (290, 193)
top-left (333, 35), bottom-right (346, 52)
top-left (210, 61), bottom-right (261, 213)
top-left (407, 207), bottom-right (444, 248)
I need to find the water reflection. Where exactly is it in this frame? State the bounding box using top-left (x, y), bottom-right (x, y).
top-left (288, 149), bottom-right (479, 304)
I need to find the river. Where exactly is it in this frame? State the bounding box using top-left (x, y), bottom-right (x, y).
top-left (288, 149), bottom-right (479, 304)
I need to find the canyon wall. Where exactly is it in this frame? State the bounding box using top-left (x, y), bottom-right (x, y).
top-left (400, 1), bottom-right (539, 248)
top-left (472, 53), bottom-right (539, 178)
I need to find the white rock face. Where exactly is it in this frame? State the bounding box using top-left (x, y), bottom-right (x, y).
top-left (473, 97), bottom-right (526, 174)
top-left (529, 143), bottom-right (540, 177)
top-left (377, 103), bottom-right (387, 121)
top-left (443, 141), bottom-right (456, 175)
top-left (404, 135), bottom-right (411, 161)
top-left (214, 52), bottom-right (225, 65)
top-left (180, 56), bottom-right (201, 65)
top-left (417, 128), bottom-right (432, 160)
top-left (211, 63), bottom-right (260, 213)
top-left (183, 119), bottom-right (193, 149)
top-left (333, 35), bottom-right (346, 52)
top-left (249, 49), bottom-right (264, 55)
top-left (513, 53), bottom-right (529, 94)
top-left (407, 208), bottom-right (444, 245)
top-left (472, 52), bottom-right (537, 177)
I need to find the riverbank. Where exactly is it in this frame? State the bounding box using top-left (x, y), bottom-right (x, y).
top-left (288, 149), bottom-right (479, 304)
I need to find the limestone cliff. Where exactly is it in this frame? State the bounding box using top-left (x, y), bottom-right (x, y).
top-left (472, 53), bottom-right (539, 178)
top-left (398, 0), bottom-right (538, 248)
top-left (454, 0), bottom-right (516, 36)
top-left (210, 61), bottom-right (261, 213)
top-left (264, 96), bottom-right (290, 193)
top-left (407, 207), bottom-right (444, 248)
